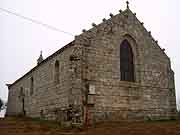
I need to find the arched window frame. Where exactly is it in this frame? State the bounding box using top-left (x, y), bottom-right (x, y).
top-left (120, 39), bottom-right (135, 82)
top-left (30, 77), bottom-right (34, 96)
top-left (54, 60), bottom-right (60, 83)
top-left (19, 87), bottom-right (25, 115)
top-left (20, 87), bottom-right (24, 97)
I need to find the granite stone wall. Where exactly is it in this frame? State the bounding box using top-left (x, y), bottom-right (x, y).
top-left (75, 8), bottom-right (177, 123)
top-left (6, 8), bottom-right (177, 124)
top-left (6, 43), bottom-right (84, 121)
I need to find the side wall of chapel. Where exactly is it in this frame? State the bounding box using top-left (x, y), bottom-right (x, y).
top-left (6, 43), bottom-right (84, 121)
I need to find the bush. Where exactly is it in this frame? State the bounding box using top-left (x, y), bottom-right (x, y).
top-left (0, 98), bottom-right (3, 110)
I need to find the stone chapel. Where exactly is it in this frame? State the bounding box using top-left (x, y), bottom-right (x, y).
top-left (6, 2), bottom-right (177, 125)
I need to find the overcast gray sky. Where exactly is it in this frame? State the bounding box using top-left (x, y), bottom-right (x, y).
top-left (0, 0), bottom-right (180, 107)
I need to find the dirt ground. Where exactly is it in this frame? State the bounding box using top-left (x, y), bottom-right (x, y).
top-left (0, 117), bottom-right (180, 135)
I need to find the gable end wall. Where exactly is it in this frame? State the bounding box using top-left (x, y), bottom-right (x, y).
top-left (76, 9), bottom-right (177, 123)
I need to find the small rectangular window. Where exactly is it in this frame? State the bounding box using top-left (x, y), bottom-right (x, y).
top-left (30, 77), bottom-right (34, 95)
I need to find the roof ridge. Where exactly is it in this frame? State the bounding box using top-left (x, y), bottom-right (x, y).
top-left (7, 40), bottom-right (75, 88)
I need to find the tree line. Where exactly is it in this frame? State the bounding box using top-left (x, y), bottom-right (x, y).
top-left (0, 98), bottom-right (6, 111)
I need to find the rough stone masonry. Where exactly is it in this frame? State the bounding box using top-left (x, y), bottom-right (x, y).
top-left (6, 2), bottom-right (177, 125)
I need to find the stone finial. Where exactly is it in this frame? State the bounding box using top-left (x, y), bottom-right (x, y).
top-left (102, 18), bottom-right (106, 22)
top-left (134, 13), bottom-right (136, 16)
top-left (162, 48), bottom-right (165, 51)
top-left (82, 29), bottom-right (86, 32)
top-left (155, 40), bottom-right (158, 44)
top-left (109, 13), bottom-right (114, 17)
top-left (119, 9), bottom-right (122, 13)
top-left (37, 50), bottom-right (44, 65)
top-left (141, 22), bottom-right (144, 25)
top-left (75, 35), bottom-right (78, 39)
top-left (126, 1), bottom-right (129, 9)
top-left (148, 31), bottom-right (151, 35)
top-left (92, 23), bottom-right (97, 27)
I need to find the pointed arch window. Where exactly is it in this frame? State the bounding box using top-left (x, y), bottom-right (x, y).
top-left (54, 60), bottom-right (60, 83)
top-left (120, 39), bottom-right (134, 82)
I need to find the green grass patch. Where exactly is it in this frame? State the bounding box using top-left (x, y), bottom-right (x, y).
top-left (145, 116), bottom-right (177, 122)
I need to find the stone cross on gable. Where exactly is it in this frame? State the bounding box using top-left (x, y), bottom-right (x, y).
top-left (126, 1), bottom-right (129, 9)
